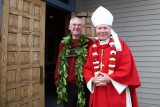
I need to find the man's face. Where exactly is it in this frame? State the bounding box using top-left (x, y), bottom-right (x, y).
top-left (96, 24), bottom-right (111, 41)
top-left (69, 18), bottom-right (83, 37)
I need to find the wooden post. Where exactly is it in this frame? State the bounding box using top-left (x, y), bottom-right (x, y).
top-left (0, 0), bottom-right (2, 41)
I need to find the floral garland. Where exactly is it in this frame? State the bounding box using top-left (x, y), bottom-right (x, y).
top-left (92, 36), bottom-right (116, 75)
top-left (108, 36), bottom-right (116, 74)
top-left (56, 33), bottom-right (88, 107)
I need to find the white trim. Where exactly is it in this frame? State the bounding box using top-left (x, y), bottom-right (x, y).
top-left (111, 79), bottom-right (127, 94)
top-left (87, 78), bottom-right (94, 93)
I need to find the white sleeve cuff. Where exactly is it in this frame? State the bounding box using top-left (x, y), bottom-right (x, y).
top-left (111, 79), bottom-right (127, 94)
top-left (87, 78), bottom-right (94, 93)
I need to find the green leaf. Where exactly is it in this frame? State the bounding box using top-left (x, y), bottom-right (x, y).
top-left (62, 34), bottom-right (72, 44)
top-left (56, 34), bottom-right (88, 105)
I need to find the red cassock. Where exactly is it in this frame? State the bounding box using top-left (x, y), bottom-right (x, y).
top-left (83, 39), bottom-right (141, 107)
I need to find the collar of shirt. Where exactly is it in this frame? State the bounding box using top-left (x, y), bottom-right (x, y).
top-left (99, 37), bottom-right (110, 45)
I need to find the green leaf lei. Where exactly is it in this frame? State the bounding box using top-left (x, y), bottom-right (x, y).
top-left (57, 33), bottom-right (89, 107)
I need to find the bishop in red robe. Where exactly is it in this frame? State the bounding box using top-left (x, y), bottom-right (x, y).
top-left (83, 6), bottom-right (141, 107)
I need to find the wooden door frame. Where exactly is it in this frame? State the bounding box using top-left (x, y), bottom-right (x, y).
top-left (0, 0), bottom-right (2, 42)
top-left (0, 0), bottom-right (8, 105)
top-left (0, 0), bottom-right (46, 106)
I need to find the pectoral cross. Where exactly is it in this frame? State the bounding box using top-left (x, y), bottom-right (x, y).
top-left (99, 49), bottom-right (104, 71)
top-left (100, 62), bottom-right (104, 71)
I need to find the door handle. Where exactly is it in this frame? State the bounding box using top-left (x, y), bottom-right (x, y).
top-left (40, 66), bottom-right (43, 84)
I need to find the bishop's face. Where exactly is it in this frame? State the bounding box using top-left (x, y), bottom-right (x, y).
top-left (95, 24), bottom-right (111, 41)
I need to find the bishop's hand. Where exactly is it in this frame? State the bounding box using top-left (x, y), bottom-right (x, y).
top-left (93, 71), bottom-right (111, 86)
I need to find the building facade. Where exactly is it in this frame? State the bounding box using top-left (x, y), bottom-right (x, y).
top-left (0, 0), bottom-right (160, 107)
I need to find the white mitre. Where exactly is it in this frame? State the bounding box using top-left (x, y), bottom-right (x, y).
top-left (91, 6), bottom-right (122, 51)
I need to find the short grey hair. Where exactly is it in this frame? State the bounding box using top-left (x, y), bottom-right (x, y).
top-left (69, 17), bottom-right (84, 26)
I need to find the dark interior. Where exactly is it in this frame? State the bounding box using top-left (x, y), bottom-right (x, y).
top-left (45, 4), bottom-right (69, 107)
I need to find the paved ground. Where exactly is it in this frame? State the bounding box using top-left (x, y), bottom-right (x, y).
top-left (45, 90), bottom-right (62, 107)
top-left (45, 76), bottom-right (63, 107)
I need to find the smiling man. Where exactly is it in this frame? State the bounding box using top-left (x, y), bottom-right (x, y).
top-left (83, 6), bottom-right (141, 107)
top-left (54, 17), bottom-right (93, 107)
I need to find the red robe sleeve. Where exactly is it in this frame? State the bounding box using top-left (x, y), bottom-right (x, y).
top-left (109, 39), bottom-right (141, 107)
top-left (109, 39), bottom-right (141, 88)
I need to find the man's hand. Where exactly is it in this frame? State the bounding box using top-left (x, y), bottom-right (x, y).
top-left (93, 71), bottom-right (111, 86)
